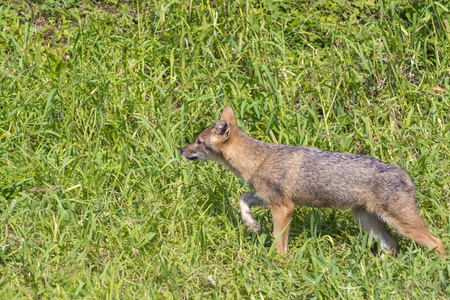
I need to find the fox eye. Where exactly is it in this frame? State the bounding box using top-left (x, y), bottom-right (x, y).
top-left (197, 140), bottom-right (202, 144)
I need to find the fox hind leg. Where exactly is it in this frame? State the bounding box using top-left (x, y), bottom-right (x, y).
top-left (239, 192), bottom-right (267, 233)
top-left (352, 206), bottom-right (399, 254)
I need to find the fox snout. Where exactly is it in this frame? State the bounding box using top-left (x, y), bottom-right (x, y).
top-left (179, 147), bottom-right (195, 160)
top-left (179, 146), bottom-right (200, 161)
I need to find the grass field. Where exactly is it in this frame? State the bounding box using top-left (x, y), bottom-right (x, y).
top-left (1, 0), bottom-right (450, 298)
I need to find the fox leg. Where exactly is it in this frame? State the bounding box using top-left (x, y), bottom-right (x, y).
top-left (239, 192), bottom-right (267, 233)
top-left (352, 206), bottom-right (398, 254)
top-left (271, 202), bottom-right (295, 254)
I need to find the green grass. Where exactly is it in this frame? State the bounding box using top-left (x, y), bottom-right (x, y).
top-left (0, 0), bottom-right (449, 298)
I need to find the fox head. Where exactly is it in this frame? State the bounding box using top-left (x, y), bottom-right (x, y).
top-left (180, 105), bottom-right (236, 162)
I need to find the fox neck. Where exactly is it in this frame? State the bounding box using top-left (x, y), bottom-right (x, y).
top-left (218, 128), bottom-right (272, 183)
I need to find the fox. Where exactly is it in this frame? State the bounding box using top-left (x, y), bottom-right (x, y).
top-left (180, 105), bottom-right (446, 256)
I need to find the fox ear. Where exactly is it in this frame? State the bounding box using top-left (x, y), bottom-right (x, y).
top-left (215, 120), bottom-right (230, 138)
top-left (220, 105), bottom-right (236, 126)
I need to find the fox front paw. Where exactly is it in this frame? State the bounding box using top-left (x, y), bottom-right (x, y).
top-left (245, 218), bottom-right (261, 233)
